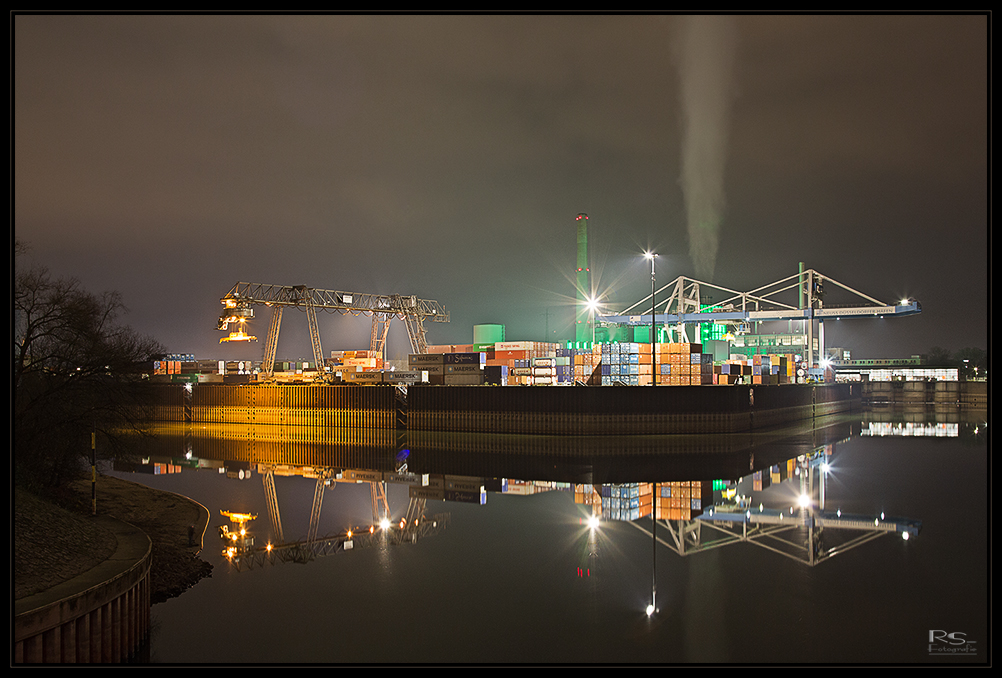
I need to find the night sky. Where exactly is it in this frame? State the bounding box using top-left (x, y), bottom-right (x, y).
top-left (13, 14), bottom-right (989, 363)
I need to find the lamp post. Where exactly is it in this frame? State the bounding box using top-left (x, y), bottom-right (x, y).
top-left (645, 252), bottom-right (658, 386)
top-left (647, 514), bottom-right (657, 617)
top-left (585, 296), bottom-right (600, 346)
top-left (644, 251), bottom-right (659, 615)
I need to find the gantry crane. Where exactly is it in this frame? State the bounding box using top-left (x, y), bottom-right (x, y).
top-left (601, 267), bottom-right (921, 369)
top-left (627, 449), bottom-right (921, 567)
top-left (223, 464), bottom-right (449, 571)
top-left (217, 282), bottom-right (449, 379)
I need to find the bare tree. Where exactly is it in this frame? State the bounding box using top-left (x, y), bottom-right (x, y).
top-left (14, 241), bottom-right (165, 489)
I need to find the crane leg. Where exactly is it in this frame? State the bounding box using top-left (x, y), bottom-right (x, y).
top-left (263, 469), bottom-right (284, 545)
top-left (369, 313), bottom-right (392, 361)
top-left (262, 306), bottom-right (283, 378)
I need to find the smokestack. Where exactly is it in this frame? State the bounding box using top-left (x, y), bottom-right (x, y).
top-left (575, 213), bottom-right (591, 344)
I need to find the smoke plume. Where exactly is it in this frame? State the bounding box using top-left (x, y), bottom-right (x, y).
top-left (674, 15), bottom-right (737, 281)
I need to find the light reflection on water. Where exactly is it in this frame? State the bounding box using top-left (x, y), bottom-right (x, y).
top-left (110, 409), bottom-right (987, 664)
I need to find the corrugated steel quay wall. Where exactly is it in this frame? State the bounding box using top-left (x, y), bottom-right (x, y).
top-left (15, 525), bottom-right (151, 663)
top-left (407, 383), bottom-right (858, 435)
top-left (147, 383), bottom-right (857, 435)
top-left (178, 425), bottom-right (400, 469)
top-left (148, 384), bottom-right (397, 429)
top-left (200, 384), bottom-right (398, 428)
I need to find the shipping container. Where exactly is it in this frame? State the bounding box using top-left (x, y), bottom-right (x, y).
top-left (444, 352), bottom-right (484, 365)
top-left (409, 353), bottom-right (445, 365)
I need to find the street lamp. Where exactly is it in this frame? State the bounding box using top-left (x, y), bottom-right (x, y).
top-left (585, 295), bottom-right (601, 346)
top-left (644, 252), bottom-right (658, 386)
top-left (644, 251), bottom-right (659, 613)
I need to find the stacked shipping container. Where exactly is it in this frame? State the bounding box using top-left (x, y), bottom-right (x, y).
top-left (325, 341), bottom-right (801, 388)
top-left (716, 353), bottom-right (796, 385)
top-left (653, 481), bottom-right (715, 520)
top-left (570, 481), bottom-right (715, 522)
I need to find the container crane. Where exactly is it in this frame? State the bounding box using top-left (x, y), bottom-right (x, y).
top-left (217, 282), bottom-right (449, 379)
top-left (601, 267), bottom-right (921, 369)
top-left (222, 464), bottom-right (449, 571)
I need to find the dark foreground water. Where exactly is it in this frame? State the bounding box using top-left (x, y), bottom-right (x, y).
top-left (108, 411), bottom-right (988, 664)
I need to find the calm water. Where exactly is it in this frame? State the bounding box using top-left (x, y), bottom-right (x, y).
top-left (108, 410), bottom-right (988, 664)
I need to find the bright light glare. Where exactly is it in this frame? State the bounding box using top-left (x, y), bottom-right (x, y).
top-left (798, 494), bottom-right (811, 508)
top-left (902, 531), bottom-right (910, 541)
top-left (587, 515), bottom-right (600, 530)
top-left (646, 604), bottom-right (655, 617)
top-left (380, 518), bottom-right (391, 531)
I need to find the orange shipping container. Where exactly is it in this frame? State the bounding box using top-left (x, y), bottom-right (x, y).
top-left (494, 350), bottom-right (530, 360)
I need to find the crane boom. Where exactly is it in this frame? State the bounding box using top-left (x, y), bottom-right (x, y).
top-left (218, 282), bottom-right (449, 379)
top-left (218, 283), bottom-right (449, 322)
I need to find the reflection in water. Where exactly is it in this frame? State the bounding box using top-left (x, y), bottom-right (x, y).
top-left (115, 409), bottom-right (985, 576)
top-left (109, 405), bottom-right (986, 663)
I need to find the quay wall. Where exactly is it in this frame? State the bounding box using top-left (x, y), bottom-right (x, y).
top-left (14, 518), bottom-right (152, 664)
top-left (406, 383), bottom-right (858, 435)
top-left (863, 380), bottom-right (986, 408)
top-left (148, 383), bottom-right (859, 435)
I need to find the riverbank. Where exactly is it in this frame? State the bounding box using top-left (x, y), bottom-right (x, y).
top-left (14, 473), bottom-right (213, 605)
